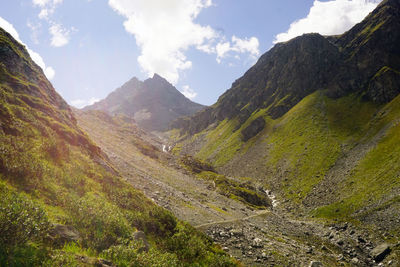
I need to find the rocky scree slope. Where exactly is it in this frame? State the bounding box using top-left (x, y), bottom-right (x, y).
top-left (0, 27), bottom-right (237, 266)
top-left (170, 0), bottom-right (400, 265)
top-left (84, 74), bottom-right (205, 132)
top-left (75, 109), bottom-right (383, 267)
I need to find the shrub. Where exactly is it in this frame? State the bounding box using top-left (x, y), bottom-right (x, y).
top-left (0, 183), bottom-right (51, 265)
top-left (42, 136), bottom-right (69, 164)
top-left (67, 193), bottom-right (132, 251)
top-left (102, 241), bottom-right (179, 267)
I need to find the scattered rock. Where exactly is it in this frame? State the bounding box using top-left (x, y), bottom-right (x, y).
top-left (357, 236), bottom-right (366, 243)
top-left (371, 243), bottom-right (391, 262)
top-left (252, 238), bottom-right (263, 248)
top-left (230, 229), bottom-right (243, 236)
top-left (261, 252), bottom-right (267, 259)
top-left (351, 257), bottom-right (359, 264)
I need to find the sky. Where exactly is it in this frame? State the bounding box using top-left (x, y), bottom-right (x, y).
top-left (0, 0), bottom-right (382, 107)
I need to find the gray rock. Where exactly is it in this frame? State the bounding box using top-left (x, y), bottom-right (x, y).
top-left (309, 261), bottom-right (323, 267)
top-left (261, 252), bottom-right (267, 259)
top-left (50, 224), bottom-right (80, 245)
top-left (351, 257), bottom-right (359, 264)
top-left (133, 231), bottom-right (150, 252)
top-left (371, 243), bottom-right (391, 262)
top-left (230, 229), bottom-right (243, 236)
top-left (337, 239), bottom-right (344, 246)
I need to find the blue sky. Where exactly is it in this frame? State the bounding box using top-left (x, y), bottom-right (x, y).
top-left (0, 0), bottom-right (381, 107)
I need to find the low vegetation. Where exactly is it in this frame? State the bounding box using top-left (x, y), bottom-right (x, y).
top-left (0, 28), bottom-right (238, 266)
top-left (180, 156), bottom-right (270, 209)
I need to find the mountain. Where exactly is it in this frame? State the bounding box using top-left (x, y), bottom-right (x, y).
top-left (84, 74), bottom-right (205, 131)
top-left (0, 27), bottom-right (236, 266)
top-left (172, 0), bottom-right (400, 136)
top-left (170, 0), bottom-right (400, 256)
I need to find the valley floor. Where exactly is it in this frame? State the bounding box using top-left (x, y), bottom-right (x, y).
top-left (76, 110), bottom-right (396, 267)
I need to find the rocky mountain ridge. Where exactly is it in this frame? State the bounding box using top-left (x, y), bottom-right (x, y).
top-left (172, 0), bottom-right (400, 136)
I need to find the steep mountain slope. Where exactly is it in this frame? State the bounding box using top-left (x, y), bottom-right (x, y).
top-left (0, 27), bottom-right (236, 266)
top-left (172, 0), bottom-right (400, 136)
top-left (171, 1), bottom-right (400, 263)
top-left (84, 74), bottom-right (205, 132)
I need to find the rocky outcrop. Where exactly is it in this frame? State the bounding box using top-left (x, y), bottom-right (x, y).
top-left (241, 117), bottom-right (266, 141)
top-left (84, 74), bottom-right (205, 131)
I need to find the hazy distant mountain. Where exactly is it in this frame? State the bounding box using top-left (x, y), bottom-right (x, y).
top-left (84, 74), bottom-right (205, 131)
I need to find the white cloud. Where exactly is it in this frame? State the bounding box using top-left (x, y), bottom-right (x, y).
top-left (49, 23), bottom-right (70, 47)
top-left (274, 0), bottom-right (381, 44)
top-left (0, 16), bottom-right (55, 80)
top-left (70, 97), bottom-right (100, 108)
top-left (108, 0), bottom-right (259, 85)
top-left (32, 0), bottom-right (74, 47)
top-left (216, 36), bottom-right (259, 63)
top-left (180, 85), bottom-right (197, 100)
top-left (33, 0), bottom-right (63, 19)
top-left (27, 21), bottom-right (41, 44)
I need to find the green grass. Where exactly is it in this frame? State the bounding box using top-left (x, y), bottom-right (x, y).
top-left (313, 101), bottom-right (400, 220)
top-left (175, 90), bottom-right (400, 228)
top-left (0, 28), bottom-right (238, 266)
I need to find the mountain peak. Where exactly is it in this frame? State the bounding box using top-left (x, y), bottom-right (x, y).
top-left (152, 73), bottom-right (164, 80)
top-left (85, 75), bottom-right (205, 131)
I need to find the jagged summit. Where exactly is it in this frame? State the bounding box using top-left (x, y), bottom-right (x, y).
top-left (173, 0), bottom-right (400, 134)
top-left (84, 73), bottom-right (205, 131)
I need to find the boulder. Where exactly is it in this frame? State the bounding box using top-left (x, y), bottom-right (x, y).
top-left (371, 243), bottom-right (391, 262)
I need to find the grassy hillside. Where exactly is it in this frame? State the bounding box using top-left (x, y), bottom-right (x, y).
top-left (0, 28), bottom-right (237, 266)
top-left (173, 91), bottom-right (400, 241)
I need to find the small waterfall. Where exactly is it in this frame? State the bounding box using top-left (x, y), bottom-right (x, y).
top-left (265, 190), bottom-right (279, 207)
